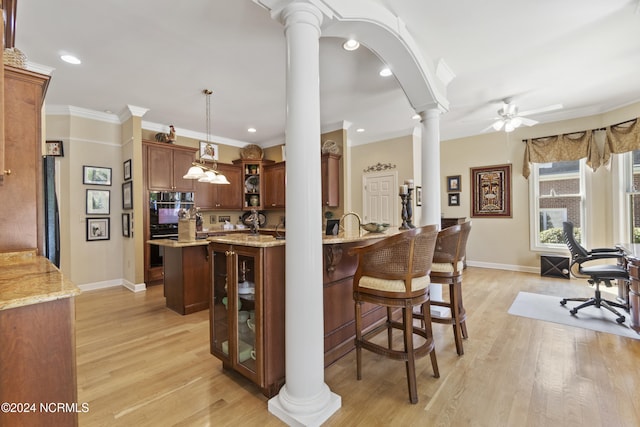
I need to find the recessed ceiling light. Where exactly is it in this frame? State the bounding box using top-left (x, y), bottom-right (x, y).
top-left (356, 128), bottom-right (365, 133)
top-left (343, 39), bottom-right (360, 51)
top-left (60, 54), bottom-right (81, 65)
top-left (247, 127), bottom-right (256, 133)
top-left (379, 67), bottom-right (392, 77)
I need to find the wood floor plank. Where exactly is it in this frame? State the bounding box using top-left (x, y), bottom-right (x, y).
top-left (74, 267), bottom-right (640, 426)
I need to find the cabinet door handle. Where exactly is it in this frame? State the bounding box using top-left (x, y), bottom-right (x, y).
top-left (3, 169), bottom-right (11, 175)
top-left (225, 250), bottom-right (234, 256)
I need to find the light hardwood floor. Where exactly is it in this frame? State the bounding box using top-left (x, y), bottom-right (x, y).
top-left (75, 267), bottom-right (640, 426)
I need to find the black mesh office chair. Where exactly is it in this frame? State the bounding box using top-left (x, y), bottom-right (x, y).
top-left (560, 221), bottom-right (629, 324)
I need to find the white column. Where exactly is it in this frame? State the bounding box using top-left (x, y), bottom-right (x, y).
top-left (268, 2), bottom-right (341, 426)
top-left (419, 108), bottom-right (442, 226)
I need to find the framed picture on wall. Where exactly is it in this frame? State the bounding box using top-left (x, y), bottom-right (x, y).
top-left (123, 159), bottom-right (132, 181)
top-left (83, 165), bottom-right (112, 186)
top-left (200, 141), bottom-right (219, 161)
top-left (415, 186), bottom-right (422, 206)
top-left (447, 175), bottom-right (461, 192)
top-left (86, 218), bottom-right (110, 241)
top-left (86, 189), bottom-right (110, 215)
top-left (470, 164), bottom-right (512, 218)
top-left (122, 213), bottom-right (131, 237)
top-left (45, 140), bottom-right (64, 157)
top-left (448, 193), bottom-right (460, 206)
top-left (122, 181), bottom-right (133, 210)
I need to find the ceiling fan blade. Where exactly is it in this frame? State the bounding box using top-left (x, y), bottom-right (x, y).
top-left (518, 103), bottom-right (563, 116)
top-left (519, 117), bottom-right (538, 127)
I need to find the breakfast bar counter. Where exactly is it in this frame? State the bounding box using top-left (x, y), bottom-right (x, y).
top-left (0, 250), bottom-right (80, 426)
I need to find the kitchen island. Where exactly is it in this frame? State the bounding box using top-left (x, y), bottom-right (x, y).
top-left (0, 250), bottom-right (81, 426)
top-left (206, 228), bottom-right (402, 396)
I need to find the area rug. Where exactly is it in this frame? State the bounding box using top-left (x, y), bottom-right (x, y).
top-left (508, 291), bottom-right (640, 340)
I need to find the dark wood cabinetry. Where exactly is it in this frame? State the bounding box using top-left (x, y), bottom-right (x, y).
top-left (233, 159), bottom-right (274, 210)
top-left (441, 217), bottom-right (466, 229)
top-left (145, 141), bottom-right (196, 192)
top-left (194, 163), bottom-right (243, 210)
top-left (0, 66), bottom-right (50, 253)
top-left (209, 243), bottom-right (285, 397)
top-left (263, 161), bottom-right (286, 209)
top-left (163, 244), bottom-right (210, 314)
top-left (321, 153), bottom-right (341, 208)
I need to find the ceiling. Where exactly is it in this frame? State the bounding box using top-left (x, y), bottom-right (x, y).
top-left (14, 0), bottom-right (640, 146)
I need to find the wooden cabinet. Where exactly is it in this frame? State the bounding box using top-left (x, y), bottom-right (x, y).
top-left (263, 161), bottom-right (286, 209)
top-left (321, 153), bottom-right (341, 208)
top-left (441, 217), bottom-right (466, 229)
top-left (194, 163), bottom-right (243, 210)
top-left (163, 244), bottom-right (210, 314)
top-left (233, 159), bottom-right (274, 210)
top-left (0, 66), bottom-right (50, 253)
top-left (209, 243), bottom-right (285, 397)
top-left (145, 141), bottom-right (196, 192)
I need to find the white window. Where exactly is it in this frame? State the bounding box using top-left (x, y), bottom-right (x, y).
top-left (529, 160), bottom-right (586, 251)
top-left (626, 150), bottom-right (640, 243)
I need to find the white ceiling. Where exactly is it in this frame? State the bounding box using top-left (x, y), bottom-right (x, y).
top-left (14, 0), bottom-right (640, 146)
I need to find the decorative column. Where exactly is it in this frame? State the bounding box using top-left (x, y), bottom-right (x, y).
top-left (419, 108), bottom-right (442, 226)
top-left (268, 2), bottom-right (342, 426)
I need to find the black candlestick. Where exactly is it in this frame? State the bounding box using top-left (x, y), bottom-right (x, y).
top-left (406, 188), bottom-right (415, 228)
top-left (399, 193), bottom-right (410, 229)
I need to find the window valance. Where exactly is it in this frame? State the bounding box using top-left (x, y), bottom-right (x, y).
top-left (602, 118), bottom-right (640, 164)
top-left (523, 130), bottom-right (599, 178)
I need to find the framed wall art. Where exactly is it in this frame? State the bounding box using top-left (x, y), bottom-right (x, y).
top-left (123, 159), bottom-right (132, 181)
top-left (448, 193), bottom-right (460, 206)
top-left (447, 175), bottom-right (461, 192)
top-left (470, 164), bottom-right (512, 218)
top-left (45, 140), bottom-right (64, 157)
top-left (83, 165), bottom-right (112, 186)
top-left (122, 213), bottom-right (131, 237)
top-left (86, 217), bottom-right (110, 241)
top-left (86, 189), bottom-right (110, 215)
top-left (200, 141), bottom-right (219, 161)
top-left (415, 186), bottom-right (423, 206)
top-left (122, 181), bottom-right (133, 210)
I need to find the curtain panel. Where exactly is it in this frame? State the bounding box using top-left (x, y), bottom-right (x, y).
top-left (523, 130), bottom-right (600, 178)
top-left (603, 118), bottom-right (640, 164)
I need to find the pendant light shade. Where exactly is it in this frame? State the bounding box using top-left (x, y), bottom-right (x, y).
top-left (182, 89), bottom-right (230, 184)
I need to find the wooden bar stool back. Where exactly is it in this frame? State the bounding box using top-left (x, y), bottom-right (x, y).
top-left (349, 224), bottom-right (440, 404)
top-left (416, 221), bottom-right (471, 355)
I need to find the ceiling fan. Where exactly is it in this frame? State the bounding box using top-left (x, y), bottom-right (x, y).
top-left (489, 98), bottom-right (563, 132)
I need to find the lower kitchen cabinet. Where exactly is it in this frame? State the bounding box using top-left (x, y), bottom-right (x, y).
top-left (163, 244), bottom-right (210, 314)
top-left (209, 242), bottom-right (285, 397)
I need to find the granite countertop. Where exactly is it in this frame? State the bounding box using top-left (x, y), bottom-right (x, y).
top-left (147, 238), bottom-right (211, 248)
top-left (322, 226), bottom-right (404, 244)
top-left (207, 233), bottom-right (286, 248)
top-left (0, 250), bottom-right (80, 311)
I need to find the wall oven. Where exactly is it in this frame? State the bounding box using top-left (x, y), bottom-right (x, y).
top-left (148, 191), bottom-right (194, 267)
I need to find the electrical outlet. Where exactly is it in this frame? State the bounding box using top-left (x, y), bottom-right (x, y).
top-left (219, 215), bottom-right (230, 223)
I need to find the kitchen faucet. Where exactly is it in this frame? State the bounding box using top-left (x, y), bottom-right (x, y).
top-left (340, 212), bottom-right (362, 235)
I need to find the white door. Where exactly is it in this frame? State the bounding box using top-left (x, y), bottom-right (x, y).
top-left (363, 171), bottom-right (398, 226)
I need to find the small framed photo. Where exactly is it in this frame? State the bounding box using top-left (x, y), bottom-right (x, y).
top-left (122, 213), bottom-right (131, 237)
top-left (123, 159), bottom-right (132, 181)
top-left (200, 141), bottom-right (218, 161)
top-left (86, 217), bottom-right (110, 241)
top-left (325, 219), bottom-right (340, 236)
top-left (46, 140), bottom-right (64, 157)
top-left (83, 165), bottom-right (112, 186)
top-left (86, 189), bottom-right (110, 215)
top-left (448, 193), bottom-right (460, 206)
top-left (122, 181), bottom-right (133, 210)
top-left (447, 175), bottom-right (461, 192)
top-left (415, 186), bottom-right (422, 206)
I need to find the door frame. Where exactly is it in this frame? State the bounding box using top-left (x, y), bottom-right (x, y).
top-left (362, 170), bottom-right (399, 227)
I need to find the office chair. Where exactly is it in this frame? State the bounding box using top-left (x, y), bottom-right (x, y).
top-left (560, 221), bottom-right (629, 324)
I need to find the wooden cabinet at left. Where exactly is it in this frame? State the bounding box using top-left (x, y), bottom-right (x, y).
top-left (144, 141), bottom-right (197, 192)
top-left (0, 66), bottom-right (50, 253)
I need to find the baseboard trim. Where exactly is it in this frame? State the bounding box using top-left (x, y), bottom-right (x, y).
top-left (466, 260), bottom-right (539, 274)
top-left (78, 279), bottom-right (146, 293)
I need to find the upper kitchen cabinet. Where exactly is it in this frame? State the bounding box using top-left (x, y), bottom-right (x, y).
top-left (321, 153), bottom-right (341, 208)
top-left (144, 141), bottom-right (197, 192)
top-left (263, 162), bottom-right (285, 210)
top-left (0, 66), bottom-right (50, 253)
top-left (233, 159), bottom-right (275, 210)
top-left (194, 162), bottom-right (243, 210)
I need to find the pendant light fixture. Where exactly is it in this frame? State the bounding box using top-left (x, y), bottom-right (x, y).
top-left (183, 89), bottom-right (230, 184)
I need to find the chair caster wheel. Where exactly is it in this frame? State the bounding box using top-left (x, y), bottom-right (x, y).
top-left (560, 299), bottom-right (567, 306)
top-left (570, 308), bottom-right (577, 315)
top-left (617, 316), bottom-right (625, 324)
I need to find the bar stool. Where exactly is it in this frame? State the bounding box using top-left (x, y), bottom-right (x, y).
top-left (350, 225), bottom-right (440, 404)
top-left (415, 221), bottom-right (471, 355)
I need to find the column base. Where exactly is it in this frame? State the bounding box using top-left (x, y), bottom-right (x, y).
top-left (268, 383), bottom-right (341, 427)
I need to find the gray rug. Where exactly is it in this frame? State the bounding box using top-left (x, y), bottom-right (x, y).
top-left (508, 291), bottom-right (640, 340)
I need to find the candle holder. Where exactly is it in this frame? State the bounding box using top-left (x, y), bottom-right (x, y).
top-left (399, 193), bottom-right (411, 229)
top-left (406, 187), bottom-right (415, 228)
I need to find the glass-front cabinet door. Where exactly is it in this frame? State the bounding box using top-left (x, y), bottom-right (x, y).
top-left (210, 243), bottom-right (262, 383)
